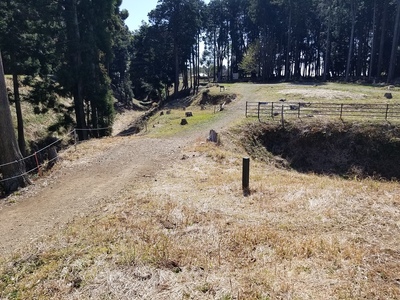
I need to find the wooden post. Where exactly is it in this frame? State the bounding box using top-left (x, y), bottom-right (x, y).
top-left (385, 104), bottom-right (390, 120)
top-left (340, 104), bottom-right (343, 119)
top-left (242, 157), bottom-right (250, 195)
top-left (34, 152), bottom-right (41, 176)
top-left (245, 101), bottom-right (248, 117)
top-left (74, 129), bottom-right (77, 150)
top-left (281, 105), bottom-right (285, 127)
top-left (298, 102), bottom-right (301, 118)
top-left (271, 102), bottom-right (274, 119)
top-left (257, 102), bottom-right (261, 121)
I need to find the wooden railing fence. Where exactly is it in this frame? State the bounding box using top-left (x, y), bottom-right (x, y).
top-left (246, 101), bottom-right (400, 122)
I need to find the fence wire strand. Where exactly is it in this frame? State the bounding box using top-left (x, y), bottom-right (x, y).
top-left (0, 128), bottom-right (99, 184)
top-left (246, 101), bottom-right (400, 122)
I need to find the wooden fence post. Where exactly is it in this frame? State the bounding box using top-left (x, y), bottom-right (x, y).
top-left (298, 102), bottom-right (301, 118)
top-left (385, 104), bottom-right (389, 120)
top-left (242, 157), bottom-right (250, 195)
top-left (34, 152), bottom-right (41, 176)
top-left (74, 129), bottom-right (77, 150)
top-left (340, 104), bottom-right (343, 119)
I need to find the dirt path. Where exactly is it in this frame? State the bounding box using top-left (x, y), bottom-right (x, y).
top-left (0, 84), bottom-right (250, 257)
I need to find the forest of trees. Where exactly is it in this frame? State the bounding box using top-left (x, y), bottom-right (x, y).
top-left (2, 0), bottom-right (400, 192)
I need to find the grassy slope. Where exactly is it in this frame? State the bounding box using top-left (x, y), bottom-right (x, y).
top-left (1, 83), bottom-right (400, 299)
top-left (6, 76), bottom-right (72, 147)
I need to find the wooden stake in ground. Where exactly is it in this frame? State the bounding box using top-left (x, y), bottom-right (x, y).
top-left (242, 157), bottom-right (250, 196)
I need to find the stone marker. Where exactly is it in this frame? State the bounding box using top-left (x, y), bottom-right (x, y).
top-left (384, 93), bottom-right (393, 99)
top-left (180, 119), bottom-right (188, 125)
top-left (208, 129), bottom-right (218, 143)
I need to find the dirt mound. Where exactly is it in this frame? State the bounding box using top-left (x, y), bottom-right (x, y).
top-left (243, 121), bottom-right (400, 179)
top-left (199, 89), bottom-right (237, 105)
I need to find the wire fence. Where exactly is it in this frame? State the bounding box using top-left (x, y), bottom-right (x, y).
top-left (246, 101), bottom-right (400, 123)
top-left (0, 127), bottom-right (112, 185)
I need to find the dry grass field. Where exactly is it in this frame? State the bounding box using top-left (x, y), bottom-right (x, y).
top-left (1, 82), bottom-right (399, 299)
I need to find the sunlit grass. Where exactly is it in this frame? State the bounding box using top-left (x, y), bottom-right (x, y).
top-left (146, 107), bottom-right (224, 138)
top-left (1, 132), bottom-right (399, 299)
top-left (226, 81), bottom-right (400, 105)
top-left (1, 82), bottom-right (400, 299)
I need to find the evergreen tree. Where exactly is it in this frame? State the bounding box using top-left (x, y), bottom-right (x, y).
top-left (149, 0), bottom-right (204, 96)
top-left (0, 0), bottom-right (41, 156)
top-left (388, 0), bottom-right (400, 83)
top-left (207, 0), bottom-right (230, 81)
top-left (130, 23), bottom-right (174, 100)
top-left (59, 0), bottom-right (116, 139)
top-left (109, 3), bottom-right (134, 105)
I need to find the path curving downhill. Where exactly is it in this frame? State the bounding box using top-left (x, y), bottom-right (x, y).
top-left (0, 84), bottom-right (253, 257)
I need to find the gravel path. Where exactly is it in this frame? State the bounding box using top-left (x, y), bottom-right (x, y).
top-left (0, 84), bottom-right (251, 257)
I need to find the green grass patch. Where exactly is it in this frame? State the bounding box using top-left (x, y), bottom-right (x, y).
top-left (218, 82), bottom-right (400, 105)
top-left (146, 107), bottom-right (223, 137)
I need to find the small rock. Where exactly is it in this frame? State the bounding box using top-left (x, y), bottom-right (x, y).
top-left (207, 129), bottom-right (218, 143)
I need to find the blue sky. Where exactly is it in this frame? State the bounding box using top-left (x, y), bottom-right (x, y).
top-left (120, 0), bottom-right (209, 31)
top-left (120, 0), bottom-right (158, 31)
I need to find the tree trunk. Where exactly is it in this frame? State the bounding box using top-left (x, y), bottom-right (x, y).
top-left (192, 48), bottom-right (196, 91)
top-left (12, 70), bottom-right (26, 156)
top-left (182, 62), bottom-right (188, 90)
top-left (369, 0), bottom-right (378, 80)
top-left (294, 40), bottom-right (300, 79)
top-left (227, 42), bottom-right (230, 81)
top-left (213, 29), bottom-right (216, 82)
top-left (285, 0), bottom-right (292, 81)
top-left (377, 0), bottom-right (388, 78)
top-left (65, 0), bottom-right (87, 140)
top-left (315, 30), bottom-right (320, 77)
top-left (189, 54), bottom-right (193, 89)
top-left (174, 40), bottom-right (179, 98)
top-left (197, 32), bottom-right (200, 93)
top-left (346, 0), bottom-right (356, 82)
top-left (388, 0), bottom-right (400, 83)
top-left (323, 18), bottom-right (331, 81)
top-left (0, 52), bottom-right (30, 194)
